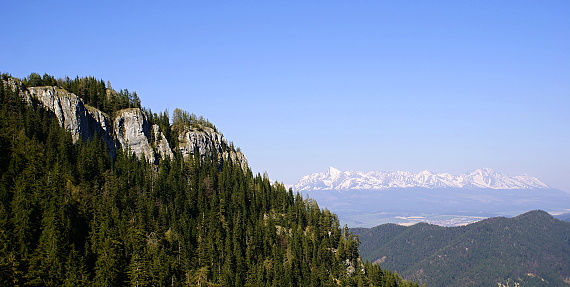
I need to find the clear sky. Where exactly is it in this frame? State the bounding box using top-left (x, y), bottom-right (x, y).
top-left (2, 1), bottom-right (569, 191)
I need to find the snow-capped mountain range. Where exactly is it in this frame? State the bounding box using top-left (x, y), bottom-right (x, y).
top-left (294, 167), bottom-right (549, 192)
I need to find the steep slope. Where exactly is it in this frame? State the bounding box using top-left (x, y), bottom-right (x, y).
top-left (352, 210), bottom-right (570, 286)
top-left (0, 73), bottom-right (419, 287)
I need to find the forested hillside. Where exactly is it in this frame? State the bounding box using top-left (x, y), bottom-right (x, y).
top-left (0, 73), bottom-right (419, 286)
top-left (352, 210), bottom-right (570, 286)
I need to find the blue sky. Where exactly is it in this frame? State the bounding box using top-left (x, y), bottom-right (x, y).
top-left (2, 1), bottom-right (569, 191)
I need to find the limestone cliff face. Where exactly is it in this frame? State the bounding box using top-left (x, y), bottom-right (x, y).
top-left (113, 108), bottom-right (175, 163)
top-left (22, 85), bottom-right (118, 155)
top-left (114, 108), bottom-right (155, 161)
top-left (85, 105), bottom-right (116, 156)
top-left (6, 80), bottom-right (246, 168)
top-left (152, 124), bottom-right (174, 161)
top-left (25, 86), bottom-right (92, 143)
top-left (178, 126), bottom-right (248, 170)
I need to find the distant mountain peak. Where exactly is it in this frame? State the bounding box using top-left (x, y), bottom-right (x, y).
top-left (294, 168), bottom-right (549, 191)
top-left (469, 168), bottom-right (486, 175)
top-left (328, 166), bottom-right (342, 178)
top-left (515, 209), bottom-right (554, 221)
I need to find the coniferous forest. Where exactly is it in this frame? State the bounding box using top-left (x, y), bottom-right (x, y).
top-left (0, 73), bottom-right (420, 286)
top-left (352, 210), bottom-right (570, 286)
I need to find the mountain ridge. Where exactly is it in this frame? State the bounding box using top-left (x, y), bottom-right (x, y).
top-left (294, 167), bottom-right (549, 192)
top-left (3, 77), bottom-right (247, 169)
top-left (352, 210), bottom-right (570, 286)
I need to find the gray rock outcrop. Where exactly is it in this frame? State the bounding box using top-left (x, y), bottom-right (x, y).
top-left (178, 126), bottom-right (248, 169)
top-left (25, 86), bottom-right (92, 143)
top-left (113, 108), bottom-right (175, 163)
top-left (153, 124), bottom-right (174, 161)
top-left (85, 105), bottom-right (117, 155)
top-left (114, 108), bottom-right (155, 161)
top-left (21, 85), bottom-right (118, 155)
top-left (4, 79), bottom-right (247, 169)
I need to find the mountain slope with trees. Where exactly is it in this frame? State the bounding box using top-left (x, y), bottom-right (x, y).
top-left (0, 72), bottom-right (419, 286)
top-left (352, 210), bottom-right (570, 286)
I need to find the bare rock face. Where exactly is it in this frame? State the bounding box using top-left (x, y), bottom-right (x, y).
top-left (152, 124), bottom-right (174, 161)
top-left (113, 109), bottom-right (175, 163)
top-left (178, 126), bottom-right (248, 169)
top-left (230, 148), bottom-right (248, 171)
top-left (114, 108), bottom-right (155, 161)
top-left (25, 86), bottom-right (90, 143)
top-left (21, 86), bottom-right (117, 155)
top-left (85, 105), bottom-right (117, 155)
top-left (178, 126), bottom-right (225, 159)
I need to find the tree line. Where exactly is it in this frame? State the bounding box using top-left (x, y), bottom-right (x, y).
top-left (21, 72), bottom-right (141, 116)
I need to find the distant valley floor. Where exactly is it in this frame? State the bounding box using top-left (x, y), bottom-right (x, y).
top-left (302, 187), bottom-right (570, 227)
top-left (335, 210), bottom-right (501, 227)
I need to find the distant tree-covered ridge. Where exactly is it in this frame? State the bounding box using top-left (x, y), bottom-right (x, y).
top-left (0, 72), bottom-right (420, 286)
top-left (352, 210), bottom-right (570, 287)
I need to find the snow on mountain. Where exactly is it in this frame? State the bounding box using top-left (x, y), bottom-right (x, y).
top-left (293, 167), bottom-right (550, 192)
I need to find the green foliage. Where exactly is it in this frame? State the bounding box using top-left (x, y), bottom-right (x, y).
top-left (147, 109), bottom-right (173, 144)
top-left (0, 77), bottom-right (419, 286)
top-left (22, 73), bottom-right (57, 87)
top-left (22, 73), bottom-right (141, 116)
top-left (353, 211), bottom-right (570, 286)
top-left (172, 108), bottom-right (217, 132)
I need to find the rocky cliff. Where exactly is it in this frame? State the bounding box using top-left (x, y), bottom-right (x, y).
top-left (178, 125), bottom-right (248, 170)
top-left (22, 85), bottom-right (118, 155)
top-left (113, 108), bottom-right (161, 162)
top-left (4, 78), bottom-right (247, 168)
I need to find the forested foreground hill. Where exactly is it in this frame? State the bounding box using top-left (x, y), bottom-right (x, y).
top-left (352, 210), bottom-right (570, 287)
top-left (0, 73), bottom-right (420, 286)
